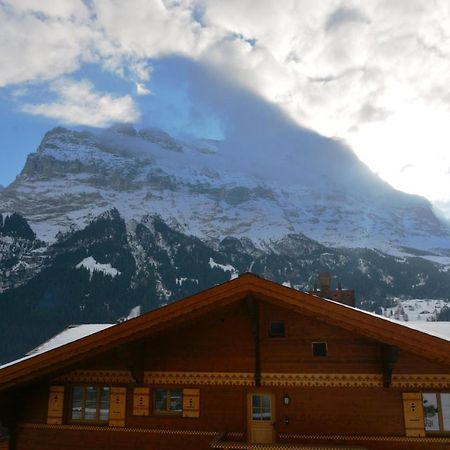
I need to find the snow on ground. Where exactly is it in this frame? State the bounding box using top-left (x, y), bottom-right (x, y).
top-left (75, 256), bottom-right (121, 280)
top-left (382, 298), bottom-right (449, 322)
top-left (175, 277), bottom-right (198, 286)
top-left (209, 257), bottom-right (239, 279)
top-left (0, 212), bottom-right (12, 222)
top-left (125, 305), bottom-right (141, 320)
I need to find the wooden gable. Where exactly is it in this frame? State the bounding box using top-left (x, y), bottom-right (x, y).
top-left (1, 274), bottom-right (450, 393)
top-left (2, 275), bottom-right (450, 450)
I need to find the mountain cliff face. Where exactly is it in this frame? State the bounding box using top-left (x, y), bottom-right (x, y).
top-left (1, 124), bottom-right (449, 256)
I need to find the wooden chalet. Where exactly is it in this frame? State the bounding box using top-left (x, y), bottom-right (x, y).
top-left (0, 274), bottom-right (450, 450)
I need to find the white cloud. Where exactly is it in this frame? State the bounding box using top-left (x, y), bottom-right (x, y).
top-left (0, 2), bottom-right (96, 87)
top-left (1, 0), bottom-right (450, 210)
top-left (136, 83), bottom-right (151, 96)
top-left (22, 79), bottom-right (139, 127)
top-left (4, 0), bottom-right (90, 20)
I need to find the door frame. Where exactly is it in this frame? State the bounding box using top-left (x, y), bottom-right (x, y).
top-left (246, 391), bottom-right (276, 443)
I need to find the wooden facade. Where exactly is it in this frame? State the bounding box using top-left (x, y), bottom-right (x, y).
top-left (0, 274), bottom-right (450, 450)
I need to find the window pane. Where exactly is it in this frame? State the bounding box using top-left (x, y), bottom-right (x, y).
top-left (252, 407), bottom-right (261, 420)
top-left (71, 386), bottom-right (83, 419)
top-left (170, 389), bottom-right (182, 411)
top-left (252, 395), bottom-right (271, 421)
top-left (99, 387), bottom-right (110, 421)
top-left (154, 389), bottom-right (167, 411)
top-left (423, 393), bottom-right (440, 431)
top-left (84, 386), bottom-right (98, 420)
top-left (252, 395), bottom-right (261, 408)
top-left (312, 342), bottom-right (327, 357)
top-left (441, 393), bottom-right (450, 431)
top-left (269, 321), bottom-right (285, 337)
top-left (260, 395), bottom-right (271, 421)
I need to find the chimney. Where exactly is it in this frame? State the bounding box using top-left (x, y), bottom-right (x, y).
top-left (309, 272), bottom-right (355, 307)
top-left (318, 272), bottom-right (331, 292)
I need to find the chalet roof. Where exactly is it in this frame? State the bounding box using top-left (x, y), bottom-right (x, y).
top-left (27, 324), bottom-right (114, 357)
top-left (1, 273), bottom-right (450, 391)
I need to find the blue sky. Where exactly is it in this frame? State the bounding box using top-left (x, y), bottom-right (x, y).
top-left (0, 0), bottom-right (449, 218)
top-left (0, 58), bottom-right (224, 186)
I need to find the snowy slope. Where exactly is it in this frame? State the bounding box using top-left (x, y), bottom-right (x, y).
top-left (382, 298), bottom-right (449, 322)
top-left (1, 119), bottom-right (449, 258)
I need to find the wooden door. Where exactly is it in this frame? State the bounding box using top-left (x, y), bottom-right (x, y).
top-left (247, 392), bottom-right (276, 443)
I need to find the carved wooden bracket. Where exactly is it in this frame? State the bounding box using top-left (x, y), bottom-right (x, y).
top-left (115, 344), bottom-right (145, 384)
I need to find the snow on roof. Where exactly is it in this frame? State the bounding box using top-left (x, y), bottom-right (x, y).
top-left (0, 324), bottom-right (113, 369)
top-left (1, 288), bottom-right (450, 372)
top-left (309, 292), bottom-right (450, 343)
top-left (401, 321), bottom-right (450, 342)
top-left (27, 324), bottom-right (114, 356)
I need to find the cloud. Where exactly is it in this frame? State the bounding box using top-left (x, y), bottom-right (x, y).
top-left (22, 79), bottom-right (139, 127)
top-left (0, 1), bottom-right (96, 87)
top-left (325, 6), bottom-right (370, 30)
top-left (5, 0), bottom-right (90, 20)
top-left (136, 83), bottom-right (151, 96)
top-left (1, 0), bottom-right (450, 208)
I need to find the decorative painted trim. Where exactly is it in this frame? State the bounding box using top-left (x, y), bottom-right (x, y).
top-left (212, 433), bottom-right (366, 450)
top-left (392, 374), bottom-right (450, 388)
top-left (279, 434), bottom-right (450, 443)
top-left (54, 370), bottom-right (133, 384)
top-left (261, 373), bottom-right (383, 388)
top-left (144, 372), bottom-right (383, 387)
top-left (53, 370), bottom-right (450, 388)
top-left (144, 372), bottom-right (255, 386)
top-left (18, 423), bottom-right (243, 438)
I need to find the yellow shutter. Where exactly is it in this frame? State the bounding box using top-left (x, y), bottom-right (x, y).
top-left (182, 388), bottom-right (200, 418)
top-left (402, 392), bottom-right (425, 437)
top-left (109, 387), bottom-right (127, 427)
top-left (47, 386), bottom-right (65, 424)
top-left (133, 387), bottom-right (150, 416)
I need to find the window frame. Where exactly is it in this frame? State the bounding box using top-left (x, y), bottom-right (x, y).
top-left (269, 320), bottom-right (286, 338)
top-left (153, 388), bottom-right (183, 415)
top-left (312, 341), bottom-right (328, 357)
top-left (69, 385), bottom-right (110, 424)
top-left (423, 392), bottom-right (450, 434)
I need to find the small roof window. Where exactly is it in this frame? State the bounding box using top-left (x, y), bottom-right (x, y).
top-left (269, 321), bottom-right (285, 337)
top-left (312, 342), bottom-right (327, 357)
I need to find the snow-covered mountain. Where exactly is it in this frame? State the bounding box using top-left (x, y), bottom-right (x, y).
top-left (1, 209), bottom-right (449, 363)
top-left (1, 84), bottom-right (450, 363)
top-left (1, 122), bottom-right (449, 260)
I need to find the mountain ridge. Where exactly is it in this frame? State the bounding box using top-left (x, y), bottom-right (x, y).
top-left (1, 124), bottom-right (449, 258)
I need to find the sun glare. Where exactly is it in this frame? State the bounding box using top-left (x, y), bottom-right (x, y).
top-left (347, 104), bottom-right (450, 203)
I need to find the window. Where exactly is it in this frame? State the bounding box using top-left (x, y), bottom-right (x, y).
top-left (251, 394), bottom-right (272, 421)
top-left (312, 342), bottom-right (327, 357)
top-left (269, 321), bottom-right (285, 337)
top-left (153, 388), bottom-right (182, 414)
top-left (423, 393), bottom-right (450, 432)
top-left (71, 386), bottom-right (110, 422)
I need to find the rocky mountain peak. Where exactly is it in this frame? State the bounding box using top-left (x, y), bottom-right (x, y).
top-left (1, 121), bottom-right (450, 257)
